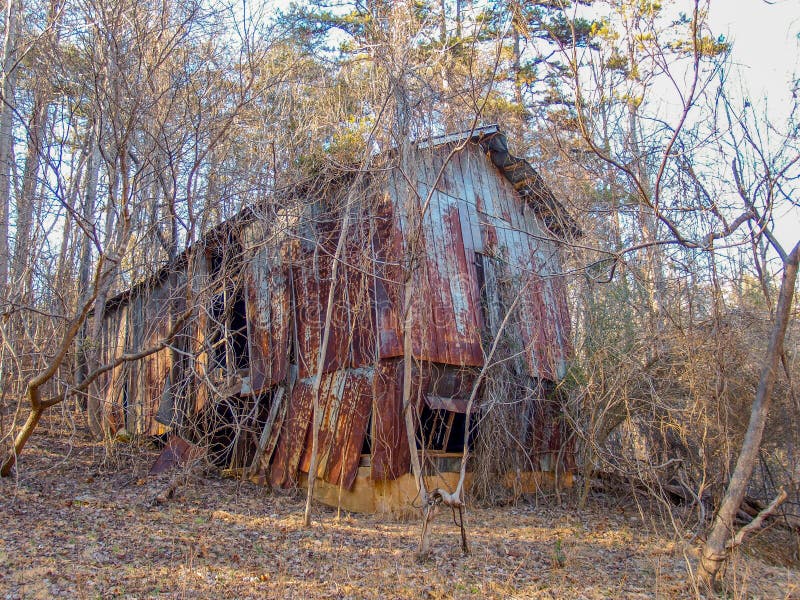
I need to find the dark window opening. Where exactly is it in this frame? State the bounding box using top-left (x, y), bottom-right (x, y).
top-left (417, 406), bottom-right (471, 454)
top-left (229, 292), bottom-right (249, 372)
top-left (361, 409), bottom-right (372, 455)
top-left (122, 384), bottom-right (129, 431)
top-left (199, 392), bottom-right (269, 469)
top-left (209, 292), bottom-right (227, 374)
top-left (208, 287), bottom-right (249, 377)
top-left (210, 250), bottom-right (223, 275)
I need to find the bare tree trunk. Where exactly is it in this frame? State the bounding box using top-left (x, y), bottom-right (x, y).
top-left (12, 0), bottom-right (60, 298)
top-left (0, 263), bottom-right (193, 476)
top-left (13, 93), bottom-right (48, 297)
top-left (1, 405), bottom-right (45, 476)
top-left (698, 240), bottom-right (800, 587)
top-left (0, 0), bottom-right (20, 298)
top-left (74, 119), bottom-right (100, 409)
top-left (85, 154), bottom-right (123, 438)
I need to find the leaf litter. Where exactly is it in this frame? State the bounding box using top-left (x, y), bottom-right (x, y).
top-left (1, 430), bottom-right (798, 599)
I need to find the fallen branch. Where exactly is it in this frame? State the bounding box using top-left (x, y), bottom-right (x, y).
top-left (726, 488), bottom-right (788, 551)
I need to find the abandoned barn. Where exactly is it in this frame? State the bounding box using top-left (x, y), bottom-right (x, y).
top-left (94, 125), bottom-right (579, 512)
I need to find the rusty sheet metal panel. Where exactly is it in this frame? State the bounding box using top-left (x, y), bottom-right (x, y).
top-left (188, 252), bottom-right (211, 415)
top-left (297, 367), bottom-right (372, 490)
top-left (140, 279), bottom-right (174, 435)
top-left (423, 363), bottom-right (478, 413)
top-left (520, 274), bottom-right (564, 382)
top-left (115, 269), bottom-right (188, 436)
top-left (293, 234), bottom-right (344, 378)
top-left (294, 210), bottom-right (376, 379)
top-left (372, 195), bottom-right (405, 359)
top-left (414, 151), bottom-right (483, 366)
top-left (370, 358), bottom-right (411, 481)
top-left (370, 359), bottom-right (478, 481)
top-left (461, 142), bottom-right (571, 382)
top-left (527, 393), bottom-right (575, 472)
top-left (149, 435), bottom-right (204, 475)
top-left (384, 149), bottom-right (485, 368)
top-left (242, 244), bottom-right (291, 394)
top-left (123, 292), bottom-right (143, 433)
top-left (270, 377), bottom-right (314, 487)
top-left (344, 219), bottom-right (378, 369)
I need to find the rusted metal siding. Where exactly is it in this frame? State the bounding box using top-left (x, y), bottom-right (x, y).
top-left (370, 358), bottom-right (409, 480)
top-left (241, 240), bottom-right (291, 394)
top-left (102, 269), bottom-right (189, 436)
top-left (451, 143), bottom-right (570, 381)
top-left (139, 278), bottom-right (176, 435)
top-left (292, 233), bottom-right (346, 377)
top-left (270, 366), bottom-right (372, 490)
top-left (380, 167), bottom-right (485, 367)
top-left (94, 129), bottom-right (575, 490)
top-left (292, 210), bottom-right (376, 379)
top-left (188, 253), bottom-right (211, 415)
top-left (269, 378), bottom-right (314, 487)
top-left (298, 367), bottom-right (372, 489)
top-left (372, 196), bottom-right (405, 360)
top-left (380, 142), bottom-right (571, 380)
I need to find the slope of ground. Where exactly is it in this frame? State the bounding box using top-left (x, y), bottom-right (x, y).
top-left (1, 428), bottom-right (797, 599)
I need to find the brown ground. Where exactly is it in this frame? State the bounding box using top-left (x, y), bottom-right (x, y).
top-left (1, 427), bottom-right (798, 599)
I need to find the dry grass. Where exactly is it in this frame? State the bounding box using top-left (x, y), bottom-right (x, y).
top-left (1, 428), bottom-right (798, 599)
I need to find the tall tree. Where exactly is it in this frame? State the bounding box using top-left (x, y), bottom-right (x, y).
top-left (0, 0), bottom-right (21, 299)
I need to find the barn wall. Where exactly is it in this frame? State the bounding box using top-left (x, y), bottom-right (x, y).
top-left (98, 301), bottom-right (128, 432)
top-left (240, 221), bottom-right (292, 394)
top-left (96, 133), bottom-right (574, 493)
top-left (380, 142), bottom-right (571, 380)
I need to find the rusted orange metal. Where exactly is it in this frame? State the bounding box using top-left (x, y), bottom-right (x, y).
top-left (370, 358), bottom-right (410, 481)
top-left (149, 435), bottom-right (204, 475)
top-left (269, 379), bottom-right (314, 487)
top-left (297, 368), bottom-right (372, 489)
top-left (242, 250), bottom-right (291, 394)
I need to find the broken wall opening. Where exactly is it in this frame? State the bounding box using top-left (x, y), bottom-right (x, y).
top-left (189, 391), bottom-right (273, 470)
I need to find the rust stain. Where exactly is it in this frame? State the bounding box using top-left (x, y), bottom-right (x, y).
top-left (372, 197), bottom-right (404, 359)
top-left (243, 248), bottom-right (290, 393)
top-left (370, 358), bottom-right (410, 481)
top-left (270, 379), bottom-right (314, 488)
top-left (298, 367), bottom-right (372, 489)
top-left (293, 209), bottom-right (379, 379)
